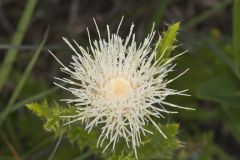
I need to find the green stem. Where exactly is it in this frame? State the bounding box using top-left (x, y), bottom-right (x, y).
top-left (233, 0), bottom-right (240, 74)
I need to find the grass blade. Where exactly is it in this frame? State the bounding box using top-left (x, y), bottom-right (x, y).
top-left (0, 0), bottom-right (37, 91)
top-left (0, 28), bottom-right (49, 126)
top-left (233, 0), bottom-right (240, 74)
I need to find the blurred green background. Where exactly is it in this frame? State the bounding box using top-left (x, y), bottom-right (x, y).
top-left (0, 0), bottom-right (240, 159)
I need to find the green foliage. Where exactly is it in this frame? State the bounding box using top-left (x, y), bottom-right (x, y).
top-left (2, 1), bottom-right (240, 159)
top-left (105, 124), bottom-right (181, 160)
top-left (66, 126), bottom-right (100, 153)
top-left (138, 124), bottom-right (181, 160)
top-left (177, 132), bottom-right (232, 160)
top-left (196, 132), bottom-right (231, 160)
top-left (26, 101), bottom-right (77, 132)
top-left (26, 101), bottom-right (181, 159)
top-left (26, 101), bottom-right (101, 154)
top-left (220, 106), bottom-right (240, 143)
top-left (196, 75), bottom-right (240, 143)
top-left (27, 101), bottom-right (50, 117)
top-left (107, 152), bottom-right (134, 160)
top-left (155, 22), bottom-right (180, 62)
top-left (197, 76), bottom-right (240, 106)
top-left (78, 124), bottom-right (180, 159)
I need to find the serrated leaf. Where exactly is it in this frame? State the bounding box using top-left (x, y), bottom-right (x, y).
top-left (26, 102), bottom-right (50, 117)
top-left (66, 126), bottom-right (100, 153)
top-left (27, 101), bottom-right (181, 159)
top-left (44, 117), bottom-right (61, 131)
top-left (26, 101), bottom-right (77, 132)
top-left (107, 152), bottom-right (134, 160)
top-left (105, 123), bottom-right (181, 160)
top-left (138, 123), bottom-right (181, 160)
top-left (156, 22), bottom-right (180, 62)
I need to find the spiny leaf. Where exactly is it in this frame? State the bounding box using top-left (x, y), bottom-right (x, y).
top-left (105, 123), bottom-right (181, 160)
top-left (66, 126), bottom-right (100, 153)
top-left (44, 117), bottom-right (61, 132)
top-left (27, 101), bottom-right (181, 159)
top-left (107, 152), bottom-right (134, 160)
top-left (156, 22), bottom-right (180, 62)
top-left (138, 123), bottom-right (181, 160)
top-left (26, 102), bottom-right (50, 117)
top-left (26, 101), bottom-right (77, 132)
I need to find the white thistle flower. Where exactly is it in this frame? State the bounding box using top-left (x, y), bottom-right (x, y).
top-left (50, 18), bottom-right (193, 159)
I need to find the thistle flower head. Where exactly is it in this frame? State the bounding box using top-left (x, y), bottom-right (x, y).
top-left (51, 18), bottom-right (192, 158)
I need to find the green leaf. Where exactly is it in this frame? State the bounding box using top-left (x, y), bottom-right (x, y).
top-left (155, 22), bottom-right (180, 62)
top-left (27, 101), bottom-right (181, 159)
top-left (26, 101), bottom-right (77, 132)
top-left (44, 117), bottom-right (61, 132)
top-left (104, 123), bottom-right (181, 160)
top-left (197, 76), bottom-right (240, 106)
top-left (26, 102), bottom-right (50, 118)
top-left (107, 152), bottom-right (134, 160)
top-left (138, 123), bottom-right (181, 160)
top-left (66, 126), bottom-right (100, 153)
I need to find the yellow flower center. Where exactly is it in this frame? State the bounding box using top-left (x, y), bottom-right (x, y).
top-left (105, 77), bottom-right (133, 99)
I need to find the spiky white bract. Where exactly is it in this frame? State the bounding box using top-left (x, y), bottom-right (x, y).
top-left (51, 19), bottom-right (192, 159)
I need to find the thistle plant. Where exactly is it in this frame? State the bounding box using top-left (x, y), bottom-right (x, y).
top-left (27, 18), bottom-right (193, 159)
